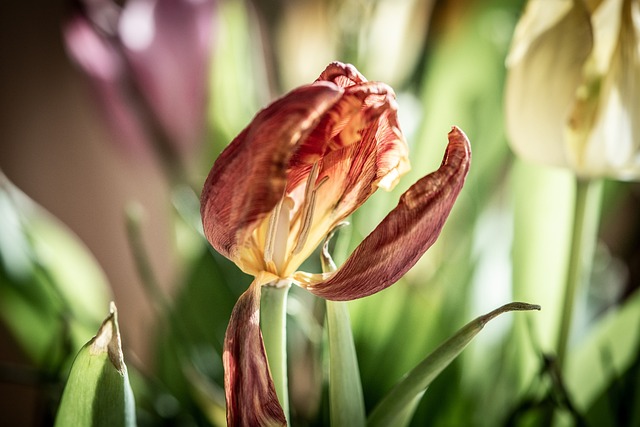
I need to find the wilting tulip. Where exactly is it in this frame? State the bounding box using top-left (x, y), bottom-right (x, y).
top-left (200, 62), bottom-right (471, 425)
top-left (64, 0), bottom-right (215, 155)
top-left (505, 0), bottom-right (640, 179)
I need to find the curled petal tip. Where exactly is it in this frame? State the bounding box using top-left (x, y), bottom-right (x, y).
top-left (449, 125), bottom-right (465, 139)
top-left (446, 126), bottom-right (472, 170)
top-left (316, 61), bottom-right (368, 87)
top-left (448, 125), bottom-right (471, 152)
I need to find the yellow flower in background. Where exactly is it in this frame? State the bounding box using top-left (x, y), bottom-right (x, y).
top-left (505, 0), bottom-right (640, 179)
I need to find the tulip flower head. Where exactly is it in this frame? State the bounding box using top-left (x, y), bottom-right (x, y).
top-left (200, 62), bottom-right (471, 426)
top-left (505, 0), bottom-right (640, 179)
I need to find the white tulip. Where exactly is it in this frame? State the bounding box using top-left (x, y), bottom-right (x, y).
top-left (506, 0), bottom-right (640, 180)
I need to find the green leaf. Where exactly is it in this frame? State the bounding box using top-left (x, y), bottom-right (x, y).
top-left (0, 172), bottom-right (111, 367)
top-left (153, 246), bottom-right (240, 421)
top-left (326, 300), bottom-right (366, 427)
top-left (367, 302), bottom-right (541, 427)
top-left (261, 283), bottom-right (292, 422)
top-left (567, 288), bottom-right (640, 413)
top-left (583, 324), bottom-right (640, 427)
top-left (54, 303), bottom-right (136, 427)
top-left (208, 0), bottom-right (266, 152)
top-left (322, 227), bottom-right (366, 427)
top-left (511, 160), bottom-right (574, 385)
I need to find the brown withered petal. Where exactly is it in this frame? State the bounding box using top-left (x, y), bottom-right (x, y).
top-left (302, 126), bottom-right (471, 301)
top-left (200, 83), bottom-right (343, 260)
top-left (280, 82), bottom-right (408, 276)
top-left (223, 278), bottom-right (287, 427)
top-left (316, 61), bottom-right (367, 87)
top-left (289, 81), bottom-right (407, 181)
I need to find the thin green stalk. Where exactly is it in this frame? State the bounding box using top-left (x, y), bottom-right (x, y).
top-left (322, 226), bottom-right (366, 427)
top-left (555, 178), bottom-right (603, 369)
top-left (367, 302), bottom-right (541, 427)
top-left (325, 300), bottom-right (367, 427)
top-left (125, 203), bottom-right (171, 315)
top-left (261, 283), bottom-right (291, 423)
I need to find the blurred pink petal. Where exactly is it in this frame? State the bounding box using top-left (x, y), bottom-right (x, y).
top-left (120, 0), bottom-right (216, 149)
top-left (63, 15), bottom-right (149, 153)
top-left (63, 0), bottom-right (216, 155)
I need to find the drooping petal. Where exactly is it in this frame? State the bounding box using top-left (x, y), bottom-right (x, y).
top-left (300, 127), bottom-right (471, 301)
top-left (223, 279), bottom-right (286, 427)
top-left (200, 83), bottom-right (343, 263)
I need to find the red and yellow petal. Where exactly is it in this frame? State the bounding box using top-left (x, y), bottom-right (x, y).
top-left (200, 83), bottom-right (342, 263)
top-left (281, 82), bottom-right (409, 274)
top-left (223, 278), bottom-right (286, 427)
top-left (300, 127), bottom-right (471, 300)
top-left (202, 61), bottom-right (410, 277)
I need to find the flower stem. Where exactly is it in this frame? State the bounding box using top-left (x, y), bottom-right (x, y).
top-left (322, 228), bottom-right (366, 427)
top-left (555, 178), bottom-right (602, 370)
top-left (325, 300), bottom-right (366, 427)
top-left (124, 203), bottom-right (170, 314)
top-left (261, 282), bottom-right (291, 423)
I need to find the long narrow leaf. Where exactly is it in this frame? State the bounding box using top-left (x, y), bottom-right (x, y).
top-left (568, 288), bottom-right (640, 411)
top-left (0, 172), bottom-right (111, 366)
top-left (322, 227), bottom-right (366, 427)
top-left (367, 302), bottom-right (540, 427)
top-left (326, 300), bottom-right (366, 427)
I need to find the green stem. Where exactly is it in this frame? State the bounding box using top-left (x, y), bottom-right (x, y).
top-left (555, 178), bottom-right (602, 369)
top-left (326, 300), bottom-right (366, 427)
top-left (124, 203), bottom-right (171, 314)
top-left (322, 229), bottom-right (366, 427)
top-left (261, 283), bottom-right (291, 423)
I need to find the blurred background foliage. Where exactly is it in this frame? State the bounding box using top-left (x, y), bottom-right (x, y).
top-left (1, 0), bottom-right (639, 426)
